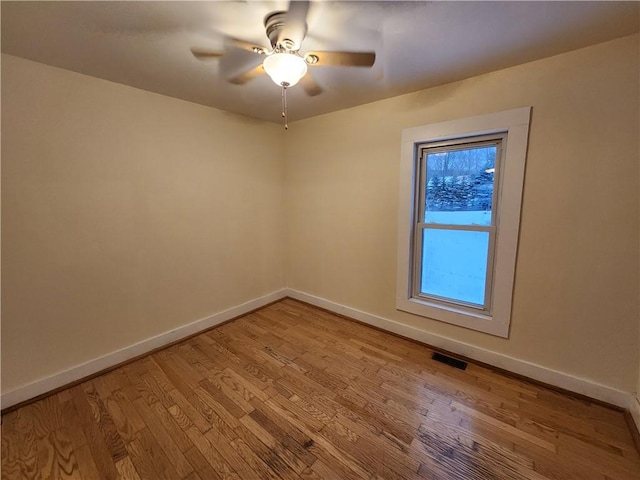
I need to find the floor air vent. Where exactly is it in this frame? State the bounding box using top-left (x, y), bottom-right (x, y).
top-left (432, 352), bottom-right (467, 370)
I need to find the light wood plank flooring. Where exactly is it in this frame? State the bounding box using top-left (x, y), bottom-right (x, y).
top-left (2, 299), bottom-right (639, 479)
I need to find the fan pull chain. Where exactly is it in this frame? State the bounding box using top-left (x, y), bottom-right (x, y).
top-left (281, 82), bottom-right (290, 130)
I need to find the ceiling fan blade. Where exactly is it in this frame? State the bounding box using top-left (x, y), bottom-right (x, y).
top-left (300, 74), bottom-right (322, 97)
top-left (279, 0), bottom-right (309, 50)
top-left (191, 49), bottom-right (224, 60)
top-left (228, 63), bottom-right (265, 85)
top-left (230, 38), bottom-right (269, 55)
top-left (305, 51), bottom-right (376, 67)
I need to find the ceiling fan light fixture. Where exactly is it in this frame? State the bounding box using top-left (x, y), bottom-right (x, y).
top-left (263, 52), bottom-right (308, 87)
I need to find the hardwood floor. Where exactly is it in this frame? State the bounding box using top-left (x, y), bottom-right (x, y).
top-left (2, 299), bottom-right (640, 479)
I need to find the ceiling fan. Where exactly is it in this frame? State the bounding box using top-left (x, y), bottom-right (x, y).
top-left (190, 0), bottom-right (376, 127)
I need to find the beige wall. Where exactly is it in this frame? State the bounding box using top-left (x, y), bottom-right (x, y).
top-left (286, 35), bottom-right (640, 392)
top-left (1, 54), bottom-right (285, 393)
top-left (2, 34), bottom-right (639, 399)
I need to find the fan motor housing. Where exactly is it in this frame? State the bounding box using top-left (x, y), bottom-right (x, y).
top-left (264, 11), bottom-right (304, 50)
top-left (264, 12), bottom-right (286, 47)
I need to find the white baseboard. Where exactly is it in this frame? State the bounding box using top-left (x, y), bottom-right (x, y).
top-left (1, 289), bottom-right (288, 410)
top-left (285, 289), bottom-right (633, 410)
top-left (3, 287), bottom-right (635, 418)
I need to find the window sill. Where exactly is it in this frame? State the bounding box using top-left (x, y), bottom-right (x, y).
top-left (396, 296), bottom-right (510, 338)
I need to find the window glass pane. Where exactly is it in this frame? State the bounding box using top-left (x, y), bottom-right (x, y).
top-left (424, 145), bottom-right (496, 226)
top-left (420, 228), bottom-right (489, 306)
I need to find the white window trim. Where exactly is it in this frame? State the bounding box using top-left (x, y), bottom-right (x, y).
top-left (396, 107), bottom-right (531, 338)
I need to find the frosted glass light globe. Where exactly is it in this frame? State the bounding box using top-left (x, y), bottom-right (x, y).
top-left (263, 53), bottom-right (308, 87)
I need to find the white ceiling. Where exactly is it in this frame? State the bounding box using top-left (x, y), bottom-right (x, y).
top-left (2, 1), bottom-right (638, 123)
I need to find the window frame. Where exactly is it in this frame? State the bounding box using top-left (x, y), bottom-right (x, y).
top-left (396, 107), bottom-right (531, 338)
top-left (413, 134), bottom-right (505, 313)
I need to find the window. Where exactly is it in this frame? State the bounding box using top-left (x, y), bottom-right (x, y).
top-left (416, 135), bottom-right (503, 311)
top-left (396, 107), bottom-right (531, 337)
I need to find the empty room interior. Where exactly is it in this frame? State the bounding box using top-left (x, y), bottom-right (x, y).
top-left (2, 1), bottom-right (640, 479)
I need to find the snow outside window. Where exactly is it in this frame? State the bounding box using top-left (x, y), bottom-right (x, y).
top-left (396, 108), bottom-right (531, 337)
